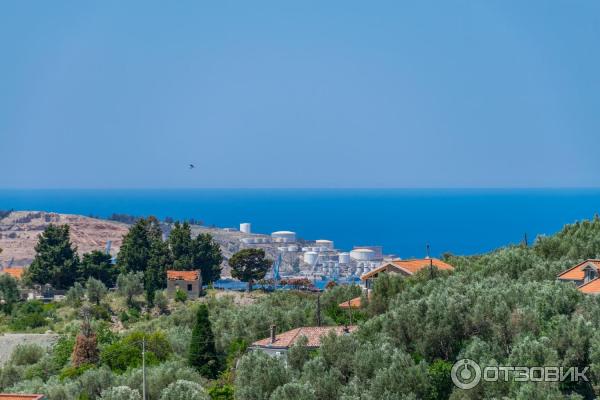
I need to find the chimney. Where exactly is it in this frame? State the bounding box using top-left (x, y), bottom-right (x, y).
top-left (270, 325), bottom-right (276, 344)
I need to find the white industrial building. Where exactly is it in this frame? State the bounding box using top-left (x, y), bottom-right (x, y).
top-left (240, 223), bottom-right (251, 234)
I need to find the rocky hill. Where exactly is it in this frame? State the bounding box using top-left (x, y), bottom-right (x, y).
top-left (0, 211), bottom-right (129, 268)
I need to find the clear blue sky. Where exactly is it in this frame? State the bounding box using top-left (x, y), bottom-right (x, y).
top-left (1, 1), bottom-right (599, 188)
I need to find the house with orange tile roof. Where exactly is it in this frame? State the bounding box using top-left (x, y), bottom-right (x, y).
top-left (339, 296), bottom-right (363, 309)
top-left (249, 325), bottom-right (357, 358)
top-left (166, 270), bottom-right (202, 299)
top-left (557, 259), bottom-right (600, 287)
top-left (0, 394), bottom-right (46, 400)
top-left (556, 260), bottom-right (600, 294)
top-left (577, 278), bottom-right (600, 294)
top-left (0, 267), bottom-right (24, 280)
top-left (360, 258), bottom-right (454, 289)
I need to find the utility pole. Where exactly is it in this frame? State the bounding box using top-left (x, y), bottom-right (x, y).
top-left (142, 336), bottom-right (146, 400)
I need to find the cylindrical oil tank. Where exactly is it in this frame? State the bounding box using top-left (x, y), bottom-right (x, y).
top-left (278, 247), bottom-right (288, 252)
top-left (350, 248), bottom-right (375, 261)
top-left (316, 239), bottom-right (334, 249)
top-left (288, 245), bottom-right (298, 252)
top-left (304, 251), bottom-right (318, 265)
top-left (240, 223), bottom-right (251, 234)
top-left (271, 231), bottom-right (296, 242)
top-left (338, 252), bottom-right (350, 264)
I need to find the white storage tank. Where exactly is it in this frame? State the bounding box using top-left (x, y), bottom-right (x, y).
top-left (287, 245), bottom-right (298, 252)
top-left (315, 239), bottom-right (334, 249)
top-left (240, 223), bottom-right (251, 234)
top-left (304, 251), bottom-right (318, 265)
top-left (350, 248), bottom-right (375, 261)
top-left (278, 247), bottom-right (288, 252)
top-left (338, 252), bottom-right (350, 264)
top-left (241, 238), bottom-right (253, 244)
top-left (319, 246), bottom-right (329, 252)
top-left (271, 231), bottom-right (296, 243)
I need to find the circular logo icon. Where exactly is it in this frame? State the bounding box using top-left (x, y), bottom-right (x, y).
top-left (451, 359), bottom-right (481, 390)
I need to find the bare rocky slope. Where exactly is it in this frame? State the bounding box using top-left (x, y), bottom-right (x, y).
top-left (0, 211), bottom-right (129, 268)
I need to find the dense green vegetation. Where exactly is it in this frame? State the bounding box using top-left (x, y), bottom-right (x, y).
top-left (3, 216), bottom-right (600, 399)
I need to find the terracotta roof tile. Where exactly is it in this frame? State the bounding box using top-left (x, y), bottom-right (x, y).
top-left (339, 296), bottom-right (362, 309)
top-left (557, 260), bottom-right (600, 281)
top-left (361, 258), bottom-right (453, 280)
top-left (578, 278), bottom-right (600, 294)
top-left (0, 395), bottom-right (45, 400)
top-left (252, 326), bottom-right (357, 349)
top-left (1, 268), bottom-right (24, 279)
top-left (166, 270), bottom-right (199, 281)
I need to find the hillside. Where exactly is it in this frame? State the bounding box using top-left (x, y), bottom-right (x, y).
top-left (0, 211), bottom-right (129, 268)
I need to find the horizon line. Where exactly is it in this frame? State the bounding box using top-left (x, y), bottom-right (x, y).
top-left (2, 186), bottom-right (600, 191)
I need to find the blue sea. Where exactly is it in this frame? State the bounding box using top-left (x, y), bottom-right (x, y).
top-left (1, 189), bottom-right (600, 257)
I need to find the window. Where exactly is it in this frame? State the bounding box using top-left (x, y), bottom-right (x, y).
top-left (187, 284), bottom-right (193, 291)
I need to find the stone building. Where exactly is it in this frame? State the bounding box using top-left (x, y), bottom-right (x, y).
top-left (166, 270), bottom-right (202, 299)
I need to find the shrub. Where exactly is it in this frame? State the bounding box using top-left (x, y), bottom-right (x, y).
top-left (101, 331), bottom-right (172, 373)
top-left (175, 289), bottom-right (187, 303)
top-left (159, 379), bottom-right (210, 400)
top-left (10, 301), bottom-right (48, 330)
top-left (234, 351), bottom-right (290, 400)
top-left (51, 335), bottom-right (76, 368)
top-left (59, 364), bottom-right (93, 380)
top-left (9, 343), bottom-right (45, 366)
top-left (0, 274), bottom-right (20, 314)
top-left (269, 382), bottom-right (316, 400)
top-left (77, 366), bottom-right (116, 399)
top-left (154, 291), bottom-right (169, 314)
top-left (99, 386), bottom-right (142, 400)
top-left (0, 364), bottom-right (23, 390)
top-left (208, 384), bottom-right (234, 400)
top-left (119, 360), bottom-right (204, 400)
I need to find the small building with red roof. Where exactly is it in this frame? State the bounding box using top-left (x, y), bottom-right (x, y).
top-left (0, 394), bottom-right (46, 400)
top-left (557, 259), bottom-right (600, 287)
top-left (166, 270), bottom-right (202, 299)
top-left (578, 278), bottom-right (600, 294)
top-left (0, 268), bottom-right (24, 280)
top-left (557, 260), bottom-right (600, 294)
top-left (361, 258), bottom-right (454, 289)
top-left (250, 325), bottom-right (357, 358)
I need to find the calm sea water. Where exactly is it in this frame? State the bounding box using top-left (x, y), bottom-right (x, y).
top-left (1, 189), bottom-right (599, 257)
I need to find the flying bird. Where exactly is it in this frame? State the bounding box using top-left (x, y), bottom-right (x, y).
top-left (189, 164), bottom-right (195, 170)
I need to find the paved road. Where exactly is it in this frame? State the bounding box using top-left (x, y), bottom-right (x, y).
top-left (0, 333), bottom-right (60, 366)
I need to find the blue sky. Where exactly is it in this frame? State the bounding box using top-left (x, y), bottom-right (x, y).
top-left (1, 1), bottom-right (599, 188)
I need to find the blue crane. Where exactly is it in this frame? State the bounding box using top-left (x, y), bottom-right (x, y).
top-left (272, 253), bottom-right (282, 282)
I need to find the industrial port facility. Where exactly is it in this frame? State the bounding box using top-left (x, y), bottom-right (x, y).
top-left (236, 222), bottom-right (388, 281)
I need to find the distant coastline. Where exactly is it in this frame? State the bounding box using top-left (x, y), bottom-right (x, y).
top-left (1, 188), bottom-right (600, 257)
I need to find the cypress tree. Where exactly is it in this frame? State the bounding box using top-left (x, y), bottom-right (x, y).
top-left (25, 224), bottom-right (79, 289)
top-left (188, 304), bottom-right (219, 378)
